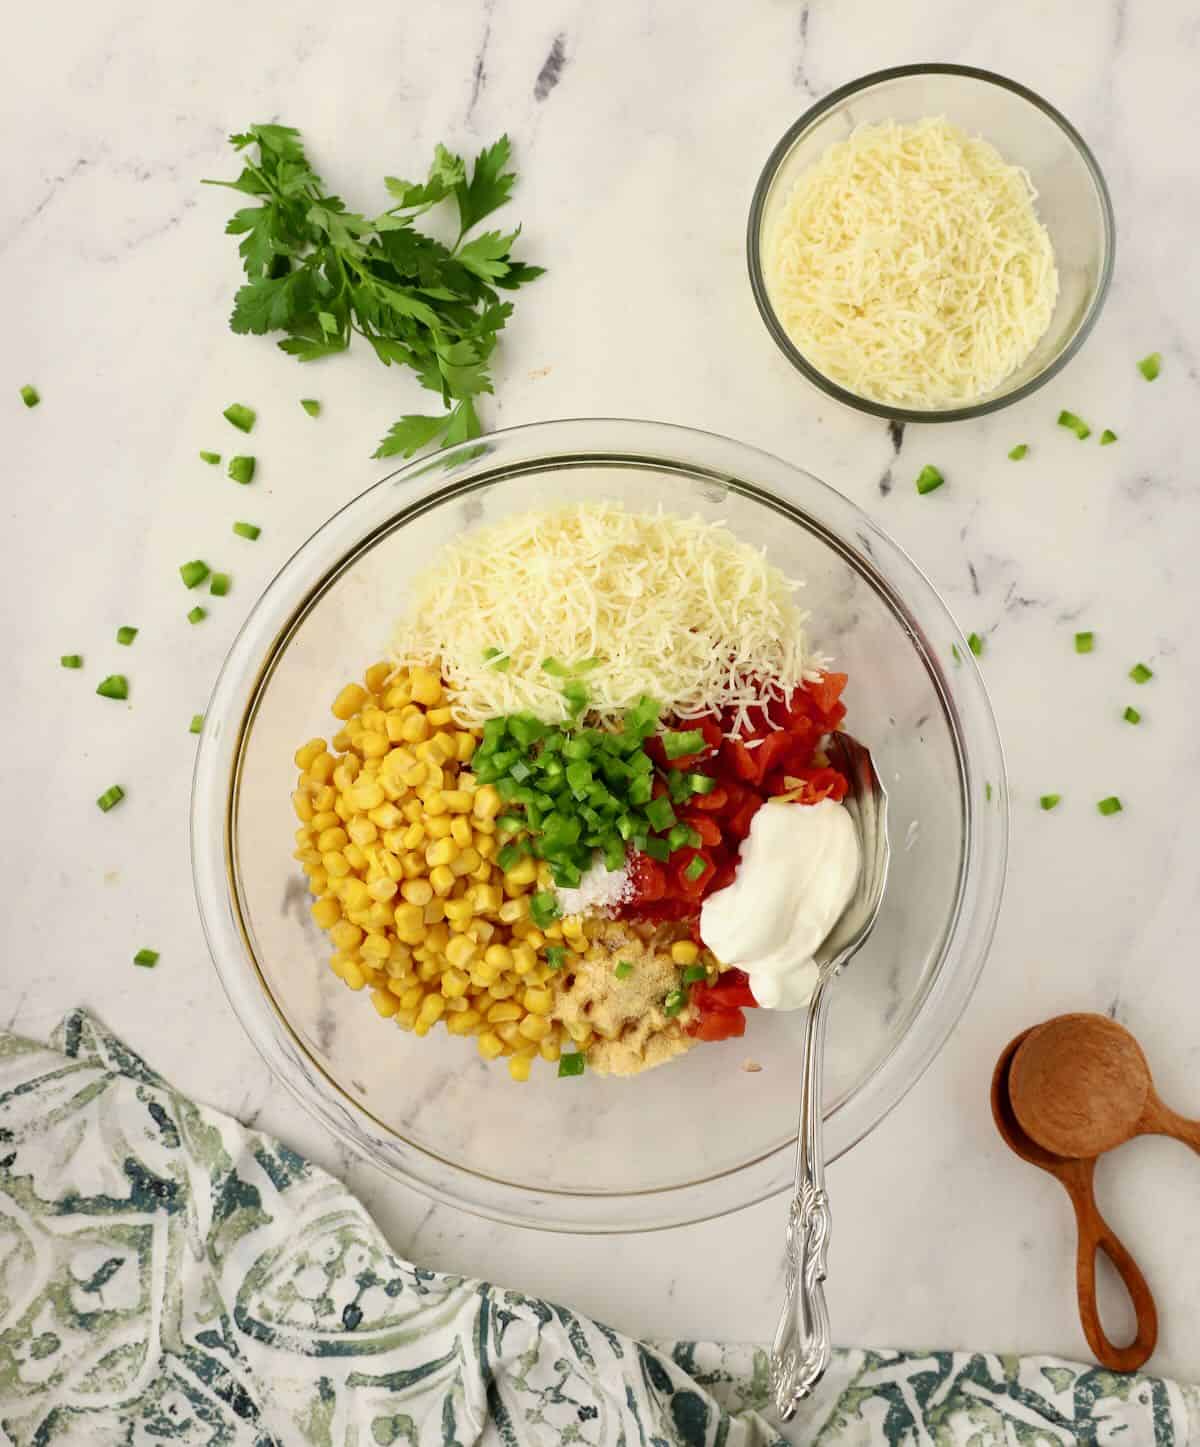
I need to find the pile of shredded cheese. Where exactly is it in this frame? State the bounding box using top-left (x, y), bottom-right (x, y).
top-left (393, 502), bottom-right (822, 732)
top-left (765, 116), bottom-right (1059, 407)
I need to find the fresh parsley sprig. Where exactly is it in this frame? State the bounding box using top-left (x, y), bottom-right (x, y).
top-left (204, 124), bottom-right (543, 458)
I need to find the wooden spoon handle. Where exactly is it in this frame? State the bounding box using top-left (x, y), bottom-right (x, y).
top-left (1144, 1094), bottom-right (1200, 1152)
top-left (1063, 1162), bottom-right (1158, 1372)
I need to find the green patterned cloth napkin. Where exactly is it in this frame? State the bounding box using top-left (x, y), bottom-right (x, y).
top-left (1, 1012), bottom-right (1196, 1445)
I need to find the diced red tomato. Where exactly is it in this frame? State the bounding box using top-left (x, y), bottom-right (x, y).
top-left (806, 671), bottom-right (847, 718)
top-left (693, 970), bottom-right (757, 1011)
top-left (687, 1007), bottom-right (747, 1042)
top-left (682, 815), bottom-right (723, 847)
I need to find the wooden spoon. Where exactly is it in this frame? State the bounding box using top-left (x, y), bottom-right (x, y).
top-left (1009, 1013), bottom-right (1200, 1160)
top-left (991, 1028), bottom-right (1158, 1372)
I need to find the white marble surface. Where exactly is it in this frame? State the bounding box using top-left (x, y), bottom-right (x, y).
top-left (6, 0), bottom-right (1200, 1385)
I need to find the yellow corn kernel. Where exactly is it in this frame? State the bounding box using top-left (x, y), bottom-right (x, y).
top-left (566, 1022), bottom-right (593, 1046)
top-left (367, 877), bottom-right (398, 903)
top-left (399, 984), bottom-right (425, 1011)
top-left (422, 734), bottom-right (456, 766)
top-left (342, 844), bottom-right (368, 872)
top-left (425, 922), bottom-right (450, 952)
top-left (342, 961), bottom-right (366, 991)
top-left (470, 783), bottom-right (500, 821)
top-left (510, 942), bottom-right (537, 976)
top-left (309, 752), bottom-right (336, 785)
top-left (292, 791), bottom-right (315, 823)
top-left (414, 993), bottom-right (446, 1035)
top-left (670, 940), bottom-right (700, 966)
top-left (359, 932), bottom-right (389, 963)
top-left (450, 815), bottom-right (473, 848)
top-left (332, 759), bottom-right (360, 792)
top-left (486, 1001), bottom-right (523, 1023)
top-left (467, 921), bottom-right (496, 949)
top-left (456, 732), bottom-right (477, 763)
top-left (370, 987), bottom-right (400, 1018)
top-left (349, 781), bottom-right (385, 812)
top-left (310, 810), bottom-right (339, 834)
top-left (469, 956), bottom-right (501, 987)
top-left (494, 1022), bottom-right (523, 1048)
top-left (481, 942), bottom-right (511, 971)
top-left (359, 732), bottom-right (389, 760)
top-left (410, 666), bottom-right (442, 706)
top-left (393, 902), bottom-right (425, 943)
top-left (347, 817), bottom-right (379, 849)
top-left (340, 878), bottom-right (371, 912)
top-left (450, 847), bottom-right (481, 877)
top-left (399, 878), bottom-right (433, 907)
top-left (426, 705), bottom-right (454, 727)
top-left (401, 761), bottom-right (428, 789)
top-left (384, 681), bottom-right (411, 708)
top-left (487, 977), bottom-right (516, 1000)
top-left (445, 934), bottom-right (478, 970)
top-left (321, 851), bottom-right (350, 879)
top-left (400, 711), bottom-right (430, 745)
top-left (442, 789), bottom-right (473, 814)
top-left (423, 897), bottom-right (446, 924)
top-left (429, 864), bottom-right (455, 897)
top-left (498, 896), bottom-right (529, 925)
top-left (380, 852), bottom-right (405, 884)
top-left (539, 1036), bottom-right (561, 1063)
top-left (307, 868), bottom-right (329, 894)
top-left (315, 825), bottom-right (347, 853)
top-left (543, 922), bottom-right (564, 942)
top-left (568, 933), bottom-right (589, 954)
top-left (425, 815), bottom-right (453, 840)
top-left (294, 738), bottom-right (326, 770)
top-left (508, 1054), bottom-right (532, 1082)
top-left (477, 1030), bottom-right (504, 1060)
top-left (385, 712), bottom-right (411, 744)
top-left (422, 793), bottom-right (448, 818)
top-left (328, 919), bottom-right (363, 951)
top-left (518, 1013), bottom-right (552, 1043)
top-left (441, 968), bottom-right (470, 999)
top-left (311, 897), bottom-right (340, 929)
top-left (424, 837), bottom-right (455, 868)
top-left (367, 801), bottom-right (403, 830)
top-left (503, 857), bottom-right (538, 888)
top-left (332, 683), bottom-right (368, 720)
top-left (523, 928), bottom-right (546, 951)
top-left (393, 1006), bottom-right (418, 1031)
top-left (523, 986), bottom-right (554, 1016)
top-left (444, 897), bottom-right (474, 928)
top-left (402, 822), bottom-right (426, 850)
top-left (561, 915), bottom-right (585, 940)
top-left (365, 661), bottom-right (393, 694)
top-left (445, 1009), bottom-right (479, 1035)
top-left (400, 851), bottom-right (426, 880)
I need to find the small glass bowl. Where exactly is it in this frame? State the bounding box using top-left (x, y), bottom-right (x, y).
top-left (191, 419), bottom-right (1008, 1232)
top-left (747, 64), bottom-right (1116, 423)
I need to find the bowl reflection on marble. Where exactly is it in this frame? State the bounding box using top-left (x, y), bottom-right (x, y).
top-left (747, 64), bottom-right (1115, 423)
top-left (190, 419), bottom-right (1007, 1232)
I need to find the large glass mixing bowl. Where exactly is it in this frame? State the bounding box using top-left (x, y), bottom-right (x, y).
top-left (191, 419), bottom-right (1007, 1231)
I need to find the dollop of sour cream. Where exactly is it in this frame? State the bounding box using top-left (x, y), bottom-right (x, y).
top-left (699, 798), bottom-right (860, 1010)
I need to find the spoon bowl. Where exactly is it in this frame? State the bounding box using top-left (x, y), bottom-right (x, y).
top-left (770, 731), bottom-right (890, 1420)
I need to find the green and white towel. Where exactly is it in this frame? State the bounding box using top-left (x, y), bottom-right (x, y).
top-left (0, 1011), bottom-right (1195, 1445)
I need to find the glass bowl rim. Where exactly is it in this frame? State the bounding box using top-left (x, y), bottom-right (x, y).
top-left (190, 416), bottom-right (1009, 1231)
top-left (745, 62), bottom-right (1117, 424)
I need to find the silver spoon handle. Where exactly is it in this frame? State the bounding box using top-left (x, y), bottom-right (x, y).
top-left (770, 975), bottom-right (833, 1420)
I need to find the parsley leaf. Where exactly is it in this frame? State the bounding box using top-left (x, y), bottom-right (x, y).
top-left (206, 124), bottom-right (542, 456)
